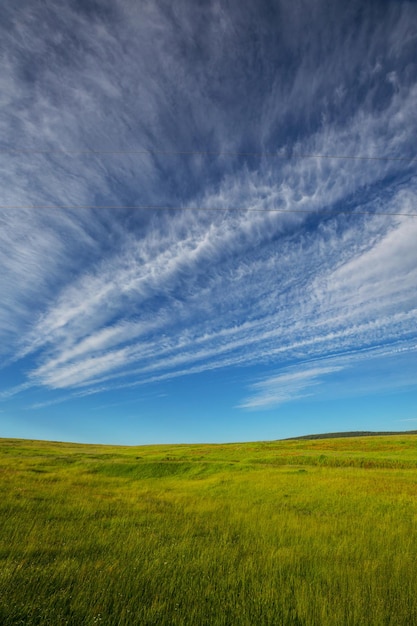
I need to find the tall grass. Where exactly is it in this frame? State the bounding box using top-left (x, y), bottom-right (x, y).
top-left (1, 436), bottom-right (417, 625)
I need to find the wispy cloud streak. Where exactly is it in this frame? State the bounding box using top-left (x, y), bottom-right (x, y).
top-left (238, 366), bottom-right (344, 409)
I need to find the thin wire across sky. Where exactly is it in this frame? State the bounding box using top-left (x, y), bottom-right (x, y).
top-left (1, 205), bottom-right (415, 217)
top-left (1, 146), bottom-right (415, 216)
top-left (0, 147), bottom-right (415, 162)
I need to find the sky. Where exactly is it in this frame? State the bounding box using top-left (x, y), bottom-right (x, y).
top-left (1, 0), bottom-right (417, 445)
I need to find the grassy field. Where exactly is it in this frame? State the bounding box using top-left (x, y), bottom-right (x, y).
top-left (1, 435), bottom-right (417, 625)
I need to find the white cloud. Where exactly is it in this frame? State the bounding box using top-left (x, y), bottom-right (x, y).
top-left (238, 365), bottom-right (344, 410)
top-left (239, 343), bottom-right (417, 410)
top-left (1, 0), bottom-right (416, 407)
top-left (4, 182), bottom-right (417, 394)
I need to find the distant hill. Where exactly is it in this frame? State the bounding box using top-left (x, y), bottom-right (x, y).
top-left (283, 430), bottom-right (417, 441)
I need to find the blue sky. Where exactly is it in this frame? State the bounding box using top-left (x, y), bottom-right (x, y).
top-left (1, 0), bottom-right (417, 444)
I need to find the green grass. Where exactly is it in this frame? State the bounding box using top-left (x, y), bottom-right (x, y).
top-left (1, 435), bottom-right (417, 625)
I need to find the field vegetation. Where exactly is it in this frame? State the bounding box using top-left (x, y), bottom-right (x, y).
top-left (1, 434), bottom-right (417, 625)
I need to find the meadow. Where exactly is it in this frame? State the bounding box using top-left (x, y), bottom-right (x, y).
top-left (1, 434), bottom-right (417, 625)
